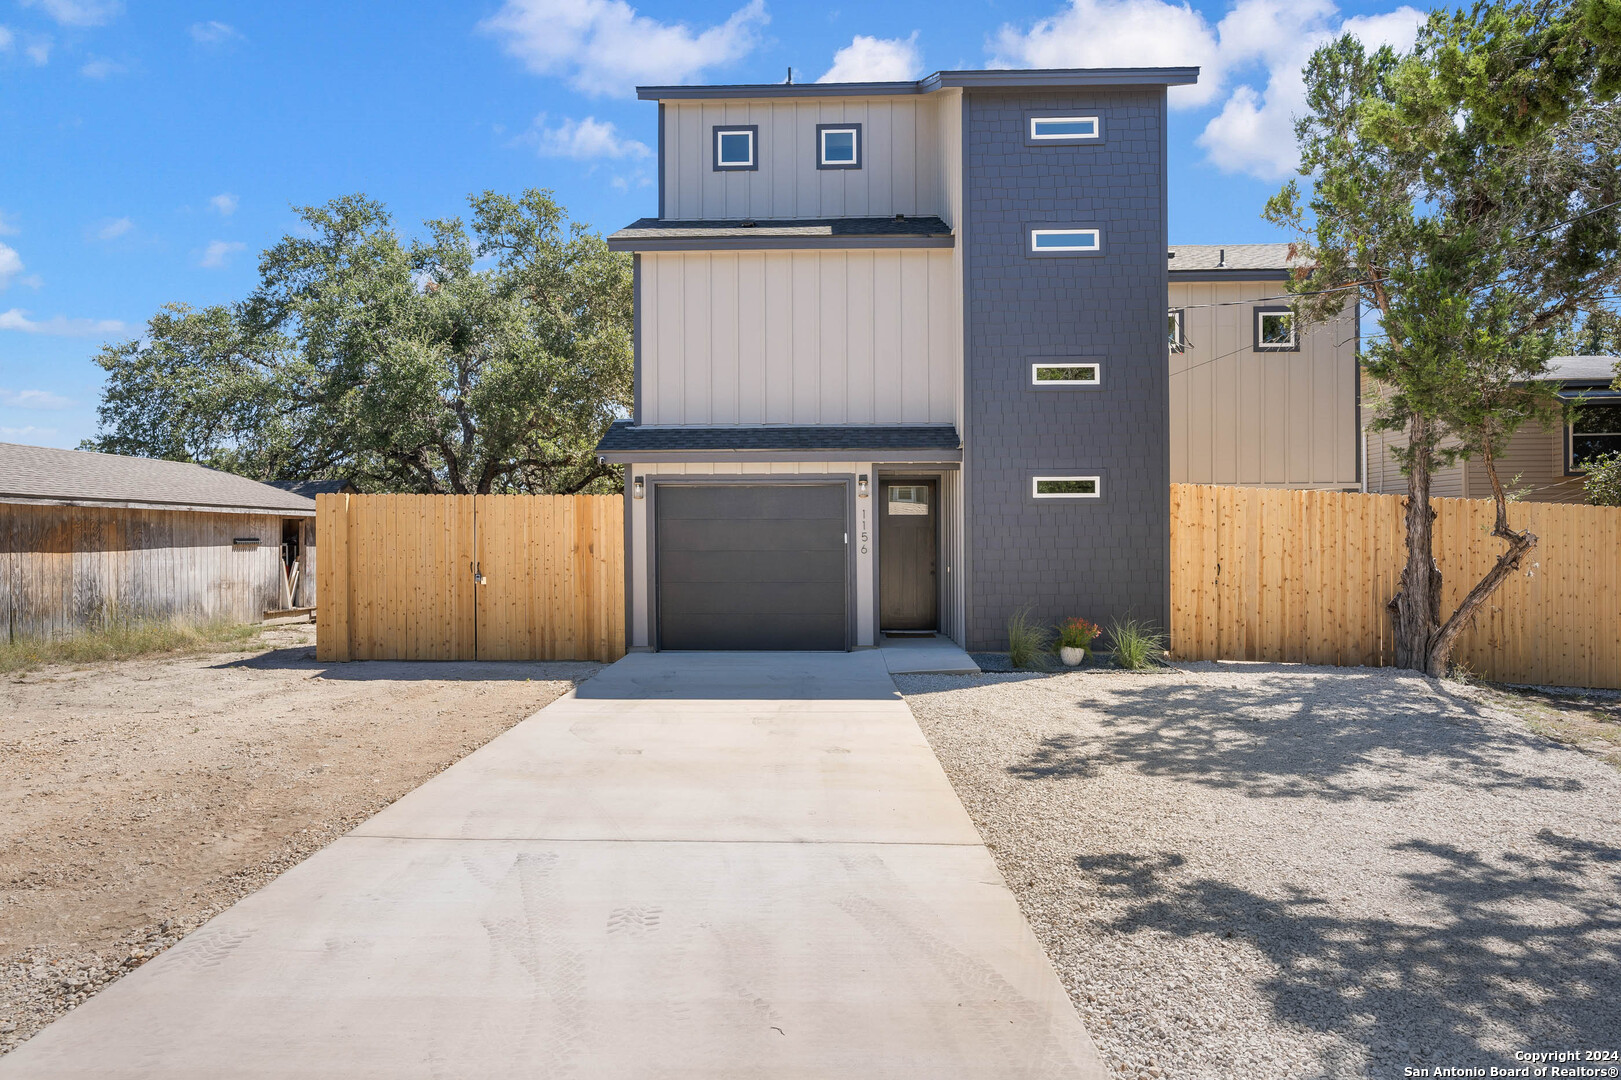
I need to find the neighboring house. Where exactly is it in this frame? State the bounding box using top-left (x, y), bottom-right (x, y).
top-left (0, 442), bottom-right (316, 641)
top-left (1168, 243), bottom-right (1361, 491)
top-left (598, 67), bottom-right (1197, 651)
top-left (1364, 355), bottom-right (1621, 502)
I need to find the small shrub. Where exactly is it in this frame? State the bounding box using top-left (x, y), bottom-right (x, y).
top-left (1108, 618), bottom-right (1166, 670)
top-left (1584, 451), bottom-right (1621, 506)
top-left (1007, 608), bottom-right (1051, 670)
top-left (1054, 617), bottom-right (1102, 651)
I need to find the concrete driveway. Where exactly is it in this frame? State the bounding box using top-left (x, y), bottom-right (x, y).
top-left (2, 651), bottom-right (1103, 1078)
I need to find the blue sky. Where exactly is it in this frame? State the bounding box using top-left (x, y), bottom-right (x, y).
top-left (0, 0), bottom-right (1426, 449)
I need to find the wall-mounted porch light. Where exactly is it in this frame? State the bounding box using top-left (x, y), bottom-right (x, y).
top-left (857, 474), bottom-right (870, 498)
top-left (633, 476), bottom-right (645, 500)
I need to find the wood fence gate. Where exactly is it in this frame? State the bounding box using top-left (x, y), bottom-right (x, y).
top-left (315, 493), bottom-right (624, 663)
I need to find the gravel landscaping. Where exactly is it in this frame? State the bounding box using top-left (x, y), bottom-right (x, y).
top-left (897, 663), bottom-right (1621, 1080)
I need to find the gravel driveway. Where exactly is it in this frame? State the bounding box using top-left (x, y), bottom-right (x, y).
top-left (897, 663), bottom-right (1621, 1080)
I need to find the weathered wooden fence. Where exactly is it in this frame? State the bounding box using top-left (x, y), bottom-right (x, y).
top-left (315, 493), bottom-right (624, 663)
top-left (1170, 483), bottom-right (1621, 688)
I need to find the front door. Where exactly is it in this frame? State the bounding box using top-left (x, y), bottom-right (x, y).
top-left (879, 479), bottom-right (938, 631)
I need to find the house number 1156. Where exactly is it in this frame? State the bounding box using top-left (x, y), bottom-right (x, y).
top-left (859, 507), bottom-right (869, 555)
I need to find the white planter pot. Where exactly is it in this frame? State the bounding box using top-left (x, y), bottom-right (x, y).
top-left (1059, 646), bottom-right (1087, 667)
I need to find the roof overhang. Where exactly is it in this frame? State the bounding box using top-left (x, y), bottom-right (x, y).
top-left (0, 494), bottom-right (316, 516)
top-left (639, 67), bottom-right (1200, 101)
top-left (608, 216), bottom-right (954, 253)
top-left (595, 422), bottom-right (962, 464)
top-left (1168, 269), bottom-right (1292, 283)
top-left (611, 235), bottom-right (954, 253)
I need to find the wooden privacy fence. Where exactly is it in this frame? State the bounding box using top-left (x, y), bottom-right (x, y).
top-left (316, 493), bottom-right (624, 663)
top-left (1170, 483), bottom-right (1621, 689)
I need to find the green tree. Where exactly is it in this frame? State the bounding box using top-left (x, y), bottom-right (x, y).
top-left (1266, 0), bottom-right (1621, 676)
top-left (85, 189), bottom-right (632, 494)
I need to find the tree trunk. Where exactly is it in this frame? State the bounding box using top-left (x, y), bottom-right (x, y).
top-left (1423, 438), bottom-right (1536, 677)
top-left (1390, 414), bottom-right (1443, 671)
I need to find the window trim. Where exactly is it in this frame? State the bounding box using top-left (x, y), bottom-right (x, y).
top-left (1030, 362), bottom-right (1102, 388)
top-left (1168, 308), bottom-right (1186, 353)
top-left (1024, 112), bottom-right (1105, 146)
top-left (1031, 475), bottom-right (1102, 499)
top-left (1253, 306), bottom-right (1299, 352)
top-left (711, 125), bottom-right (759, 171)
top-left (1565, 400), bottom-right (1621, 474)
top-left (815, 122), bottom-right (862, 170)
top-left (1028, 227), bottom-right (1103, 257)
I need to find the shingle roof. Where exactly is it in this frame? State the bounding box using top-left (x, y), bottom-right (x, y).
top-left (607, 216), bottom-right (953, 251)
top-left (268, 479), bottom-right (354, 498)
top-left (1167, 244), bottom-right (1300, 273)
top-left (596, 422), bottom-right (960, 455)
top-left (1546, 356), bottom-right (1619, 384)
top-left (0, 442), bottom-right (318, 514)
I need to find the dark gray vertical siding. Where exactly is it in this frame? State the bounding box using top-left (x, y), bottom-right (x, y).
top-left (961, 88), bottom-right (1171, 650)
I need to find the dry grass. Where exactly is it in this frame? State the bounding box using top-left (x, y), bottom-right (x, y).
top-left (0, 619), bottom-right (266, 675)
top-left (1476, 683), bottom-right (1621, 769)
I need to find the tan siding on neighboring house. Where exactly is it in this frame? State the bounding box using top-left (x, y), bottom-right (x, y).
top-left (640, 249), bottom-right (960, 426)
top-left (662, 97), bottom-right (945, 221)
top-left (1169, 281), bottom-right (1359, 489)
top-left (1464, 422), bottom-right (1588, 503)
top-left (1364, 425), bottom-right (1468, 498)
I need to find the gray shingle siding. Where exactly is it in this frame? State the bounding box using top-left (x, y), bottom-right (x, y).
top-left (961, 89), bottom-right (1170, 650)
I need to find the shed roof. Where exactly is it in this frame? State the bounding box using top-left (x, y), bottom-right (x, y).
top-left (596, 422), bottom-right (961, 462)
top-left (638, 67), bottom-right (1200, 101)
top-left (607, 216), bottom-right (953, 252)
top-left (1168, 244), bottom-right (1300, 278)
top-left (0, 442), bottom-right (318, 515)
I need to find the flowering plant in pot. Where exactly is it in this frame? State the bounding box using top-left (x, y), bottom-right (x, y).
top-left (1054, 618), bottom-right (1101, 666)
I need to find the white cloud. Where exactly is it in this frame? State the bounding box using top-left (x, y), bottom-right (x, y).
top-left (199, 239), bottom-right (245, 268)
top-left (480, 0), bottom-right (768, 97)
top-left (79, 56), bottom-right (125, 78)
top-left (0, 388), bottom-right (73, 409)
top-left (0, 25), bottom-right (14, 50)
top-left (209, 192), bottom-right (239, 216)
top-left (0, 308), bottom-right (129, 336)
top-left (189, 20), bottom-right (243, 46)
top-left (0, 426), bottom-right (60, 441)
top-left (95, 216), bottom-right (132, 240)
top-left (25, 39), bottom-right (51, 65)
top-left (527, 115), bottom-right (651, 159)
top-left (0, 211), bottom-right (17, 236)
top-left (990, 0), bottom-right (1224, 108)
top-left (0, 242), bottom-right (23, 289)
top-left (819, 32), bottom-right (923, 83)
top-left (992, 0), bottom-right (1425, 178)
top-left (20, 0), bottom-right (121, 27)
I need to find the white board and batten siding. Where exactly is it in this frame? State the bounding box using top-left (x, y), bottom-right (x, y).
top-left (1169, 281), bottom-right (1360, 490)
top-left (639, 249), bottom-right (960, 426)
top-left (661, 96), bottom-right (952, 222)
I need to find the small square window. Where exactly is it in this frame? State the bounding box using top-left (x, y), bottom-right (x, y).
top-left (1030, 116), bottom-right (1099, 140)
top-left (1032, 363), bottom-right (1101, 386)
top-left (1030, 228), bottom-right (1101, 254)
top-left (1032, 476), bottom-right (1101, 499)
top-left (887, 485), bottom-right (929, 515)
top-left (1569, 403), bottom-right (1621, 471)
top-left (713, 125), bottom-right (758, 171)
top-left (1253, 307), bottom-right (1298, 351)
top-left (817, 123), bottom-right (862, 169)
top-left (1168, 309), bottom-right (1186, 353)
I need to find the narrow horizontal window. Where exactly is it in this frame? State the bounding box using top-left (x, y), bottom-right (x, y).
top-left (1030, 116), bottom-right (1099, 140)
top-left (1253, 307), bottom-right (1297, 351)
top-left (817, 124), bottom-right (861, 169)
top-left (1570, 403), bottom-right (1621, 470)
top-left (1032, 476), bottom-right (1101, 499)
top-left (1031, 228), bottom-right (1100, 253)
top-left (887, 485), bottom-right (929, 515)
top-left (1031, 363), bottom-right (1101, 386)
top-left (713, 126), bottom-right (757, 170)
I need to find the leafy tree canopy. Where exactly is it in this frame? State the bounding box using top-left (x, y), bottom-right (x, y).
top-left (85, 190), bottom-right (632, 494)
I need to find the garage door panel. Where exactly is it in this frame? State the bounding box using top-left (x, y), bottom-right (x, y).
top-left (659, 550), bottom-right (846, 585)
top-left (656, 484), bottom-right (847, 651)
top-left (658, 612), bottom-right (848, 651)
top-left (656, 485), bottom-right (845, 521)
top-left (660, 581), bottom-right (848, 616)
top-left (658, 517), bottom-right (845, 553)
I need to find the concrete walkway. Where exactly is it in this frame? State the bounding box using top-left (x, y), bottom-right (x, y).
top-left (2, 652), bottom-right (1103, 1079)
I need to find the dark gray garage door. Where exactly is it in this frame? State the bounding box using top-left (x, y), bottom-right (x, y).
top-left (655, 484), bottom-right (848, 651)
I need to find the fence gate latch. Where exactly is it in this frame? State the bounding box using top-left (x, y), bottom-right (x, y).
top-left (472, 561), bottom-right (487, 586)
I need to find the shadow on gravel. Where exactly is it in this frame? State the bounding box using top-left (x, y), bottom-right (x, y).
top-left (216, 648), bottom-right (604, 683)
top-left (1083, 831), bottom-right (1621, 1069)
top-left (1003, 667), bottom-right (1586, 800)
